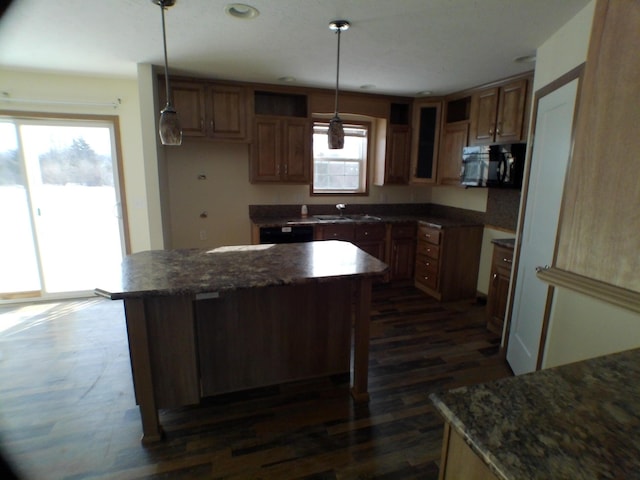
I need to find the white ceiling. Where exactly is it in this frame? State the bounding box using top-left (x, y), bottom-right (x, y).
top-left (0, 0), bottom-right (590, 97)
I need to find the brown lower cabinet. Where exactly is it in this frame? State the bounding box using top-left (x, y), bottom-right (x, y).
top-left (486, 242), bottom-right (514, 335)
top-left (388, 222), bottom-right (417, 281)
top-left (414, 222), bottom-right (483, 301)
top-left (438, 422), bottom-right (499, 480)
top-left (316, 223), bottom-right (386, 262)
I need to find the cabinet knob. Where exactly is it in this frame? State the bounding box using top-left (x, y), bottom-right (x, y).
top-left (496, 122), bottom-right (502, 135)
top-left (364, 232), bottom-right (369, 236)
top-left (489, 127), bottom-right (494, 135)
top-left (492, 273), bottom-right (498, 286)
top-left (503, 258), bottom-right (513, 264)
top-left (210, 120), bottom-right (215, 131)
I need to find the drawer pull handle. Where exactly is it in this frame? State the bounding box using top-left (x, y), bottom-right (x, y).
top-left (503, 258), bottom-right (513, 264)
top-left (492, 273), bottom-right (498, 286)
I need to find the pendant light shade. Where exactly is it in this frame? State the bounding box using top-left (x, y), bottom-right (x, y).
top-left (154, 0), bottom-right (182, 146)
top-left (328, 20), bottom-right (350, 150)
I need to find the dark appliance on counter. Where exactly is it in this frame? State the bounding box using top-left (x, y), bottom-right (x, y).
top-left (460, 143), bottom-right (526, 188)
top-left (259, 225), bottom-right (314, 244)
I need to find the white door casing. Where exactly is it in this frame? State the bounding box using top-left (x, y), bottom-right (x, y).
top-left (506, 77), bottom-right (579, 375)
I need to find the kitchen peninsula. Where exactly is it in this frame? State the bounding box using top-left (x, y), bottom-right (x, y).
top-left (96, 241), bottom-right (387, 442)
top-left (430, 348), bottom-right (640, 479)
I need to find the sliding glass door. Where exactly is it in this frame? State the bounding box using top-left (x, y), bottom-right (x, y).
top-left (0, 116), bottom-right (126, 300)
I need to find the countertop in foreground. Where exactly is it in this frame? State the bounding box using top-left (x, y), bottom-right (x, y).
top-left (95, 240), bottom-right (388, 300)
top-left (430, 348), bottom-right (640, 480)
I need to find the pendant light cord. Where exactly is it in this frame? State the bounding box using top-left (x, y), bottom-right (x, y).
top-left (160, 1), bottom-right (172, 107)
top-left (334, 27), bottom-right (341, 116)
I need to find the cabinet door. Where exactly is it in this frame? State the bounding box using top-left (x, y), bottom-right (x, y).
top-left (495, 79), bottom-right (527, 143)
top-left (469, 87), bottom-right (499, 145)
top-left (385, 125), bottom-right (411, 184)
top-left (410, 101), bottom-right (441, 184)
top-left (282, 119), bottom-right (311, 183)
top-left (208, 85), bottom-right (248, 141)
top-left (438, 122), bottom-right (469, 185)
top-left (390, 237), bottom-right (416, 281)
top-left (250, 118), bottom-right (281, 182)
top-left (319, 224), bottom-right (355, 241)
top-left (163, 81), bottom-right (207, 137)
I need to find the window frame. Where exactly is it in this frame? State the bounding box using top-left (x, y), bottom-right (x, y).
top-left (310, 119), bottom-right (371, 196)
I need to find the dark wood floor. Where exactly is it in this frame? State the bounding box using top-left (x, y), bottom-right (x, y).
top-left (0, 283), bottom-right (512, 479)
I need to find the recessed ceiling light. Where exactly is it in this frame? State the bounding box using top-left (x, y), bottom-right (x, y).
top-left (360, 84), bottom-right (376, 90)
top-left (225, 3), bottom-right (259, 19)
top-left (514, 54), bottom-right (536, 64)
top-left (417, 90), bottom-right (433, 96)
top-left (278, 76), bottom-right (296, 83)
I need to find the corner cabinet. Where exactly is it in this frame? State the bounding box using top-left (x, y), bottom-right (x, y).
top-left (410, 100), bottom-right (442, 184)
top-left (158, 78), bottom-right (249, 141)
top-left (250, 90), bottom-right (311, 184)
top-left (414, 222), bottom-right (483, 301)
top-left (469, 77), bottom-right (529, 146)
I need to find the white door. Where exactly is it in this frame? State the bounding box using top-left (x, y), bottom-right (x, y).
top-left (506, 78), bottom-right (579, 375)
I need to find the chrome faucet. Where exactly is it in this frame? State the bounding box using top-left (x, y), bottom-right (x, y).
top-left (336, 203), bottom-right (346, 216)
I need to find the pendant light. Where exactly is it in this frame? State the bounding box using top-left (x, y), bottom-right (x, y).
top-left (153, 0), bottom-right (182, 146)
top-left (328, 20), bottom-right (350, 149)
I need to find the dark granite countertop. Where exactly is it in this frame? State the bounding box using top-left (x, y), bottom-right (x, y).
top-left (491, 237), bottom-right (516, 249)
top-left (430, 348), bottom-right (640, 480)
top-left (251, 214), bottom-right (483, 229)
top-left (95, 241), bottom-right (388, 300)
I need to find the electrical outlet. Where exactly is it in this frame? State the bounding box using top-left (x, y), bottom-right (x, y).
top-left (199, 230), bottom-right (207, 240)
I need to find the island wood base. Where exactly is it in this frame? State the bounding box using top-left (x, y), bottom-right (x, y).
top-left (123, 277), bottom-right (373, 442)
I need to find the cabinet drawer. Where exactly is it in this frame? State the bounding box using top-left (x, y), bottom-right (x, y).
top-left (391, 222), bottom-right (417, 239)
top-left (321, 224), bottom-right (355, 241)
top-left (415, 265), bottom-right (438, 289)
top-left (416, 241), bottom-right (440, 260)
top-left (492, 245), bottom-right (514, 277)
top-left (415, 253), bottom-right (439, 274)
top-left (417, 225), bottom-right (441, 245)
top-left (355, 223), bottom-right (386, 241)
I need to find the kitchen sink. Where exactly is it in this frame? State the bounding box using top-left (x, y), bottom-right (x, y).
top-left (313, 214), bottom-right (384, 223)
top-left (346, 214), bottom-right (383, 221)
top-left (313, 215), bottom-right (353, 222)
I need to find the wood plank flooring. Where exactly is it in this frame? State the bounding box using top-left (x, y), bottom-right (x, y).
top-left (0, 284), bottom-right (512, 479)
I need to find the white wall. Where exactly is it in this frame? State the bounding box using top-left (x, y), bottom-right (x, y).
top-left (164, 139), bottom-right (434, 249)
top-left (0, 69), bottom-right (154, 253)
top-left (532, 0), bottom-right (640, 367)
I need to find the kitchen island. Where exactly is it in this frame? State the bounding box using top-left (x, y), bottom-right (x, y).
top-left (96, 241), bottom-right (387, 442)
top-left (430, 348), bottom-right (640, 479)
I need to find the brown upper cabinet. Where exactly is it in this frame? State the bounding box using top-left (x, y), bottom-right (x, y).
top-left (250, 90), bottom-right (311, 184)
top-left (374, 102), bottom-right (412, 185)
top-left (469, 77), bottom-right (529, 145)
top-left (158, 77), bottom-right (249, 141)
top-left (409, 99), bottom-right (442, 184)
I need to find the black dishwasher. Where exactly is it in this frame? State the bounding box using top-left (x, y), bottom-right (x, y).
top-left (259, 225), bottom-right (314, 244)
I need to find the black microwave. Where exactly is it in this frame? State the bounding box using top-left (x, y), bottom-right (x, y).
top-left (460, 144), bottom-right (526, 188)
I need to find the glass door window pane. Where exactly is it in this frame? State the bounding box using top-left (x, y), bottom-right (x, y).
top-left (0, 121), bottom-right (41, 295)
top-left (19, 123), bottom-right (124, 294)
